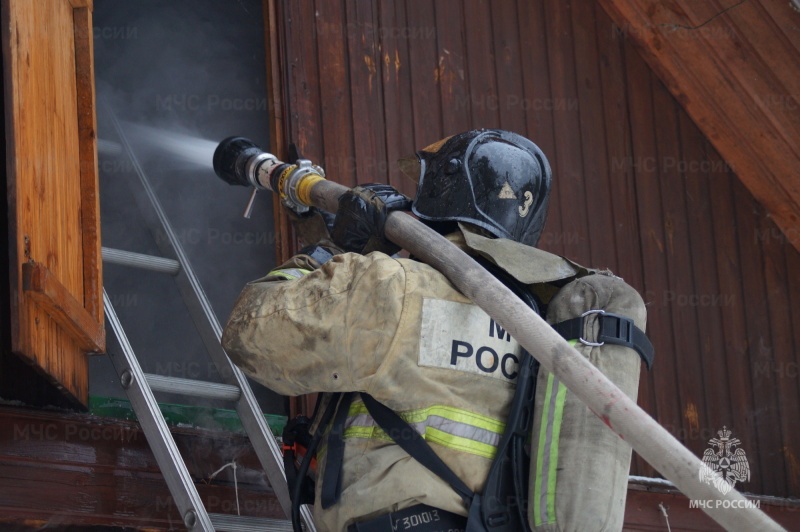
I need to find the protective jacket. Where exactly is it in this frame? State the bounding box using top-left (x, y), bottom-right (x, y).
top-left (222, 225), bottom-right (647, 532)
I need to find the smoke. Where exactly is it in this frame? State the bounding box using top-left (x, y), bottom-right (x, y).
top-left (90, 0), bottom-right (286, 415)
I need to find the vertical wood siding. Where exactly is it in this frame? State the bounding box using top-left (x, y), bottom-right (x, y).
top-left (277, 0), bottom-right (799, 498)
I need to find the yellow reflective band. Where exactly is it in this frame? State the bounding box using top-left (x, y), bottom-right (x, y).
top-left (533, 373), bottom-right (554, 526)
top-left (533, 340), bottom-right (574, 526)
top-left (343, 425), bottom-right (498, 460)
top-left (426, 426), bottom-right (498, 459)
top-left (296, 173), bottom-right (325, 206)
top-left (347, 401), bottom-right (505, 434)
top-left (547, 378), bottom-right (568, 520)
top-left (267, 268), bottom-right (312, 280)
top-left (344, 401), bottom-right (505, 460)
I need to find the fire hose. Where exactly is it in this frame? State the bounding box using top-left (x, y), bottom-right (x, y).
top-left (213, 137), bottom-right (785, 531)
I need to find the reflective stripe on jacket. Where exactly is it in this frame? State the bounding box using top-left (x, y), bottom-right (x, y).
top-left (343, 397), bottom-right (505, 460)
top-left (266, 267), bottom-right (312, 280)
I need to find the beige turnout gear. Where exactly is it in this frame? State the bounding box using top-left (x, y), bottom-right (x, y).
top-left (222, 225), bottom-right (647, 532)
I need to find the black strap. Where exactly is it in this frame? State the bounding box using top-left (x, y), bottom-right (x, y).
top-left (282, 416), bottom-right (314, 507)
top-left (360, 393), bottom-right (475, 507)
top-left (551, 311), bottom-right (654, 369)
top-left (479, 351), bottom-right (536, 531)
top-left (291, 392), bottom-right (342, 532)
top-left (347, 503), bottom-right (467, 532)
top-left (475, 257), bottom-right (538, 532)
top-left (321, 392), bottom-right (356, 509)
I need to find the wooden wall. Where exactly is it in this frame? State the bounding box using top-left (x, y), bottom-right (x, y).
top-left (599, 0), bottom-right (800, 255)
top-left (0, 405), bottom-right (793, 530)
top-left (274, 0), bottom-right (800, 499)
top-left (0, 406), bottom-right (284, 528)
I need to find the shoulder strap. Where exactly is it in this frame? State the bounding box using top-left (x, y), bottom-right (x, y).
top-left (291, 392), bottom-right (342, 532)
top-left (360, 392), bottom-right (475, 507)
top-left (475, 258), bottom-right (538, 532)
top-left (479, 351), bottom-right (536, 532)
top-left (321, 392), bottom-right (356, 509)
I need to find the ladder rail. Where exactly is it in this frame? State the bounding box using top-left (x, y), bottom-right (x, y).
top-left (103, 103), bottom-right (315, 530)
top-left (104, 291), bottom-right (215, 532)
top-left (105, 104), bottom-right (227, 358)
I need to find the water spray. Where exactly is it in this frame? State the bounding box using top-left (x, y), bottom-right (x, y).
top-left (211, 137), bottom-right (785, 532)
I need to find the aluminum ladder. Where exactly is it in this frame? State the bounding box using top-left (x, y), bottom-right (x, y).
top-left (100, 104), bottom-right (314, 532)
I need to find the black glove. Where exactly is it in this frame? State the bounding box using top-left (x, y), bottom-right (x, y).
top-left (331, 184), bottom-right (411, 255)
top-left (286, 208), bottom-right (336, 248)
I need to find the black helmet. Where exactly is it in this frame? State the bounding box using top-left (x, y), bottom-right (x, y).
top-left (408, 129), bottom-right (552, 247)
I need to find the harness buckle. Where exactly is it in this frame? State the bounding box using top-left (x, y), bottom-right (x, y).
top-left (601, 312), bottom-right (633, 345)
top-left (579, 309), bottom-right (606, 347)
top-left (553, 310), bottom-right (654, 369)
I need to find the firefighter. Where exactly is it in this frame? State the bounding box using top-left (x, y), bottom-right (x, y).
top-left (221, 129), bottom-right (652, 532)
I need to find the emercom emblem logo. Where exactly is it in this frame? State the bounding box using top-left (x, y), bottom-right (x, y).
top-left (698, 426), bottom-right (751, 495)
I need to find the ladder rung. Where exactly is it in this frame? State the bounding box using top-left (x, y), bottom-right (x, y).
top-left (145, 374), bottom-right (241, 402)
top-left (102, 247), bottom-right (181, 274)
top-left (209, 513), bottom-right (294, 532)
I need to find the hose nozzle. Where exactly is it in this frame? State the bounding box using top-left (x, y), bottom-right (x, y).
top-left (213, 136), bottom-right (327, 215)
top-left (213, 136), bottom-right (276, 189)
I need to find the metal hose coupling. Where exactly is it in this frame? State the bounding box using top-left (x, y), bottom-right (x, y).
top-left (213, 136), bottom-right (326, 214)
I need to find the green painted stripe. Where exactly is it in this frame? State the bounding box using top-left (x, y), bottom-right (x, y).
top-left (88, 395), bottom-right (287, 437)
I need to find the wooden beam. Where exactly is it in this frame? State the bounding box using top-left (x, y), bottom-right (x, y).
top-left (72, 3), bottom-right (103, 325)
top-left (22, 261), bottom-right (104, 353)
top-left (1, 405), bottom-right (798, 530)
top-left (263, 0), bottom-right (294, 267)
top-left (597, 0), bottom-right (800, 253)
top-left (624, 482), bottom-right (800, 531)
top-left (0, 406), bottom-right (285, 529)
